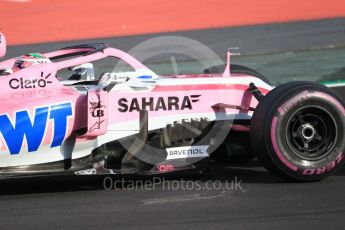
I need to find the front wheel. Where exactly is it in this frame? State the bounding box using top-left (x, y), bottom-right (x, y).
top-left (251, 81), bottom-right (345, 181)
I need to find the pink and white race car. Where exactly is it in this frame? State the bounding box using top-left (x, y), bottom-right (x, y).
top-left (0, 31), bottom-right (344, 182)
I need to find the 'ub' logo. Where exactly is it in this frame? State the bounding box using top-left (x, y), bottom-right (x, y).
top-left (92, 109), bottom-right (104, 117)
top-left (0, 102), bottom-right (73, 155)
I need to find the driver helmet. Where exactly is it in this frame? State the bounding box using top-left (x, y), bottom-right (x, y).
top-left (12, 53), bottom-right (51, 73)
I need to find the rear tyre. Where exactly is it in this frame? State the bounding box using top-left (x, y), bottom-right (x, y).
top-left (251, 81), bottom-right (345, 181)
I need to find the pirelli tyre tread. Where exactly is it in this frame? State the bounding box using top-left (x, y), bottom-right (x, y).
top-left (251, 81), bottom-right (345, 181)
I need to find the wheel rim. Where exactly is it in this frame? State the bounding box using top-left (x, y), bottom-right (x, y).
top-left (285, 106), bottom-right (338, 160)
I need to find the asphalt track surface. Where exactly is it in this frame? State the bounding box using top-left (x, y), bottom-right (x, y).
top-left (2, 18), bottom-right (345, 230)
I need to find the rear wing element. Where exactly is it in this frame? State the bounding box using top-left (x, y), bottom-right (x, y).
top-left (0, 31), bottom-right (6, 59)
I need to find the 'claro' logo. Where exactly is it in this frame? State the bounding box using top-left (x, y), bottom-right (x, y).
top-left (9, 72), bottom-right (53, 89)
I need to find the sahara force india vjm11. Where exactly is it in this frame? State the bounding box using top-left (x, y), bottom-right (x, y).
top-left (0, 31), bottom-right (345, 182)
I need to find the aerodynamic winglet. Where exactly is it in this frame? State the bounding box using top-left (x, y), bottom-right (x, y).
top-left (223, 47), bottom-right (240, 77)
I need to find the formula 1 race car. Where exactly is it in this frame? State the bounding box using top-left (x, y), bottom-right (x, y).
top-left (0, 31), bottom-right (344, 182)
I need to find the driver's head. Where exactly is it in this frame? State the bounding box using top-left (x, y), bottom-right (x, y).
top-left (12, 53), bottom-right (51, 73)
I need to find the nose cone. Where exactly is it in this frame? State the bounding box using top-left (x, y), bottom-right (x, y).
top-left (0, 31), bottom-right (6, 58)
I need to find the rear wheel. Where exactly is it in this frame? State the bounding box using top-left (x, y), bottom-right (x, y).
top-left (251, 81), bottom-right (345, 181)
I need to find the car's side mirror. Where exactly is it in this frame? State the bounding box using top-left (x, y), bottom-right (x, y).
top-left (0, 31), bottom-right (6, 59)
top-left (71, 63), bottom-right (95, 81)
top-left (97, 73), bottom-right (114, 89)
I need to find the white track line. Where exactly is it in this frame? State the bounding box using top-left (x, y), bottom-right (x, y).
top-left (143, 191), bottom-right (226, 205)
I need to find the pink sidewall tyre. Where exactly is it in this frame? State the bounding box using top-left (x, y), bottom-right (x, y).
top-left (251, 81), bottom-right (345, 181)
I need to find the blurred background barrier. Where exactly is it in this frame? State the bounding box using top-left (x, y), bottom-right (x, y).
top-left (1, 0), bottom-right (345, 45)
top-left (1, 0), bottom-right (345, 85)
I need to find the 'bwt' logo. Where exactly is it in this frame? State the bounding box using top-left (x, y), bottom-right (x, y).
top-left (0, 102), bottom-right (73, 155)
